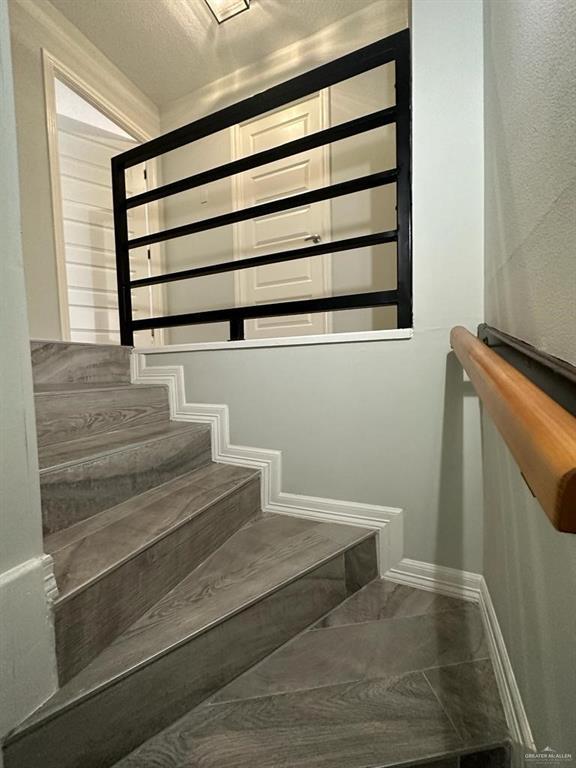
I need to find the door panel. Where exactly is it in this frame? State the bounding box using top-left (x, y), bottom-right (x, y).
top-left (57, 117), bottom-right (154, 345)
top-left (234, 94), bottom-right (331, 339)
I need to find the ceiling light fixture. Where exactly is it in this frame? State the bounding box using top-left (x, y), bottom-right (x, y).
top-left (203, 0), bottom-right (250, 24)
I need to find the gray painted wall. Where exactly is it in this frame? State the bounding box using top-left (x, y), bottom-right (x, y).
top-left (484, 0), bottom-right (576, 366)
top-left (482, 0), bottom-right (576, 749)
top-left (148, 0), bottom-right (486, 573)
top-left (0, 0), bottom-right (56, 738)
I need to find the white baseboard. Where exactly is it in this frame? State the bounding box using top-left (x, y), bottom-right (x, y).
top-left (131, 353), bottom-right (404, 576)
top-left (386, 557), bottom-right (483, 601)
top-left (385, 557), bottom-right (535, 755)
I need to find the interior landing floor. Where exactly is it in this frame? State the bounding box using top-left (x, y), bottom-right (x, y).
top-left (116, 579), bottom-right (510, 768)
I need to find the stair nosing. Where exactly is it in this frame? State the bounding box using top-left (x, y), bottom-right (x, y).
top-left (31, 338), bottom-right (132, 349)
top-left (9, 524), bottom-right (376, 740)
top-left (39, 421), bottom-right (210, 474)
top-left (34, 383), bottom-right (167, 396)
top-left (52, 467), bottom-right (261, 603)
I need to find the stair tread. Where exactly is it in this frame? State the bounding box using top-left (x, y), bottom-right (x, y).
top-left (115, 584), bottom-right (507, 768)
top-left (15, 516), bottom-right (373, 735)
top-left (46, 462), bottom-right (260, 601)
top-left (39, 420), bottom-right (207, 471)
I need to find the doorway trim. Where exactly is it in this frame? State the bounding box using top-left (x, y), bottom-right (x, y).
top-left (42, 49), bottom-right (165, 343)
top-left (230, 90), bottom-right (333, 339)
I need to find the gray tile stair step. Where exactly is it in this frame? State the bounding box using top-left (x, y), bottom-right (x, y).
top-left (39, 421), bottom-right (212, 535)
top-left (3, 517), bottom-right (378, 768)
top-left (31, 340), bottom-right (131, 386)
top-left (48, 462), bottom-right (261, 683)
top-left (114, 581), bottom-right (509, 768)
top-left (35, 383), bottom-right (170, 448)
top-left (116, 668), bottom-right (508, 768)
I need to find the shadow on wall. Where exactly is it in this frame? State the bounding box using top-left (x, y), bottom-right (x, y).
top-left (436, 351), bottom-right (477, 572)
top-left (428, 352), bottom-right (489, 742)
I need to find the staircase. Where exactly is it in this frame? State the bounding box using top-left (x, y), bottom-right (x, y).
top-left (3, 341), bottom-right (511, 768)
top-left (3, 341), bottom-right (377, 767)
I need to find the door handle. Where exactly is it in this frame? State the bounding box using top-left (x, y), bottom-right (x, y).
top-left (304, 234), bottom-right (322, 244)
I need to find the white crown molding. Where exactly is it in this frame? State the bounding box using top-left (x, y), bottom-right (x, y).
top-left (10, 0), bottom-right (159, 136)
top-left (385, 558), bottom-right (536, 756)
top-left (131, 353), bottom-right (403, 576)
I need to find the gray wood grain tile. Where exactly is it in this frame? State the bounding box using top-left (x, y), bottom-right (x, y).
top-left (35, 384), bottom-right (169, 447)
top-left (38, 420), bottom-right (204, 470)
top-left (40, 422), bottom-right (211, 533)
top-left (5, 555), bottom-right (349, 768)
top-left (16, 519), bottom-right (371, 731)
top-left (211, 605), bottom-right (488, 703)
top-left (54, 471), bottom-right (261, 683)
top-left (48, 463), bottom-right (258, 597)
top-left (345, 534), bottom-right (379, 593)
top-left (31, 340), bottom-right (131, 385)
top-left (424, 660), bottom-right (509, 746)
top-left (401, 757), bottom-right (459, 768)
top-left (115, 673), bottom-right (464, 768)
top-left (460, 746), bottom-right (511, 768)
top-left (96, 519), bottom-right (374, 681)
top-left (315, 579), bottom-right (468, 628)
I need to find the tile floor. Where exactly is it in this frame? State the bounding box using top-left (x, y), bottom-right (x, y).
top-left (117, 578), bottom-right (510, 768)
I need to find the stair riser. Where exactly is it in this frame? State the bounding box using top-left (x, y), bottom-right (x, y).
top-left (56, 477), bottom-right (261, 683)
top-left (31, 341), bottom-right (131, 386)
top-left (35, 387), bottom-right (170, 448)
top-left (40, 428), bottom-right (212, 535)
top-left (4, 536), bottom-right (378, 768)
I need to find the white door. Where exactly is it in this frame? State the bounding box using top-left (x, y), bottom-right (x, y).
top-left (57, 116), bottom-right (155, 345)
top-left (233, 93), bottom-right (332, 339)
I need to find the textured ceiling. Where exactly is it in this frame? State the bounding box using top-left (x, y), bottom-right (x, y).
top-left (48, 0), bottom-right (378, 107)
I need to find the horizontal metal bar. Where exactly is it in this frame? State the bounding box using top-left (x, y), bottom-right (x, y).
top-left (125, 108), bottom-right (397, 210)
top-left (129, 169), bottom-right (397, 250)
top-left (114, 30), bottom-right (409, 169)
top-left (130, 231), bottom-right (397, 289)
top-left (130, 290), bottom-right (399, 331)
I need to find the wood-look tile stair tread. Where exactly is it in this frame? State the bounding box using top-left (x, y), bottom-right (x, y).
top-left (16, 517), bottom-right (374, 734)
top-left (116, 664), bottom-right (508, 768)
top-left (46, 462), bottom-right (259, 601)
top-left (39, 421), bottom-right (208, 471)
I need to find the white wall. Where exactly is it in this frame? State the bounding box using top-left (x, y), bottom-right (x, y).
top-left (483, 0), bottom-right (576, 749)
top-left (0, 0), bottom-right (57, 741)
top-left (55, 78), bottom-right (132, 138)
top-left (148, 0), bottom-right (486, 573)
top-left (8, 0), bottom-right (159, 340)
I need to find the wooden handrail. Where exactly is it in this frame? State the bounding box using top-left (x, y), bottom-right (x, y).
top-left (450, 326), bottom-right (576, 532)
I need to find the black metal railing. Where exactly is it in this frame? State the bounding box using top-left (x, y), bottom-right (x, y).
top-left (112, 29), bottom-right (411, 346)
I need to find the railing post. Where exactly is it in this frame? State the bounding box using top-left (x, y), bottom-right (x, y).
top-left (394, 34), bottom-right (412, 329)
top-left (111, 157), bottom-right (134, 346)
top-left (230, 316), bottom-right (245, 341)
